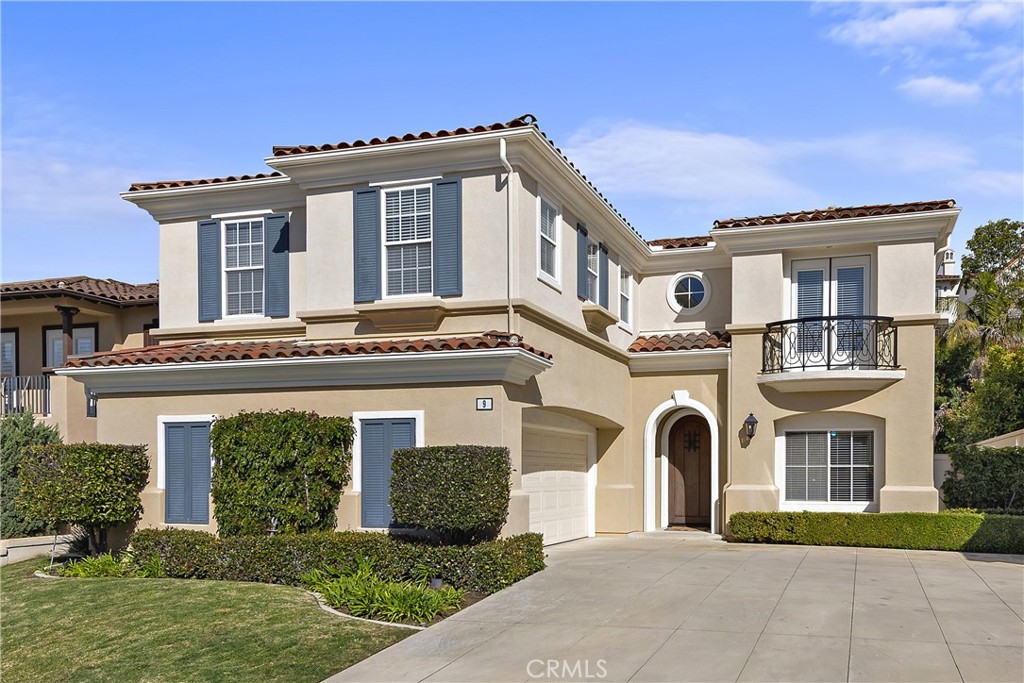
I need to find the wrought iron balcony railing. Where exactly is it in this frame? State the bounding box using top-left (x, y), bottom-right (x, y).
top-left (762, 315), bottom-right (898, 373)
top-left (0, 374), bottom-right (51, 416)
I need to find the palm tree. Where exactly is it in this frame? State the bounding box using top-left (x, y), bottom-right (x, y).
top-left (944, 272), bottom-right (1024, 358)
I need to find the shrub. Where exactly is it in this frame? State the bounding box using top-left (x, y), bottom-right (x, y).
top-left (728, 511), bottom-right (1024, 554)
top-left (0, 412), bottom-right (61, 539)
top-left (942, 444), bottom-right (1024, 511)
top-left (303, 559), bottom-right (464, 625)
top-left (128, 528), bottom-right (545, 594)
top-left (210, 410), bottom-right (354, 536)
top-left (390, 445), bottom-right (511, 544)
top-left (59, 552), bottom-right (129, 578)
top-left (17, 443), bottom-right (148, 553)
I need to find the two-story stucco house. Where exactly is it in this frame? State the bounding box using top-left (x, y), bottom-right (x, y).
top-left (56, 115), bottom-right (958, 542)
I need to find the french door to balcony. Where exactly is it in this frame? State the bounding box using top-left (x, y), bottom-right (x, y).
top-left (789, 256), bottom-right (871, 370)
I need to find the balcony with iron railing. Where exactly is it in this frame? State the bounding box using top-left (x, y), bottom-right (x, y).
top-left (758, 315), bottom-right (905, 392)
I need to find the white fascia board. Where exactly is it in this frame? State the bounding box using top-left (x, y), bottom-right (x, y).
top-left (644, 245), bottom-right (730, 274)
top-left (710, 210), bottom-right (960, 255)
top-left (120, 177), bottom-right (305, 223)
top-left (629, 348), bottom-right (731, 373)
top-left (55, 348), bottom-right (553, 395)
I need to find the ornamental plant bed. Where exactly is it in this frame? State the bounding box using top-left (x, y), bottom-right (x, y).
top-left (728, 510), bottom-right (1024, 554)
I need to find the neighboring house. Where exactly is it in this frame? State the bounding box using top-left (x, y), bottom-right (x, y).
top-left (0, 276), bottom-right (158, 440)
top-left (55, 115), bottom-right (958, 542)
top-left (935, 248), bottom-right (961, 325)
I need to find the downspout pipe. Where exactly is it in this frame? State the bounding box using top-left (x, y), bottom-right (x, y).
top-left (499, 138), bottom-right (515, 333)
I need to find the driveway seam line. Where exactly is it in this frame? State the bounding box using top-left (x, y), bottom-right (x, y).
top-left (735, 546), bottom-right (811, 683)
top-left (908, 550), bottom-right (965, 683)
top-left (961, 554), bottom-right (1024, 624)
top-left (847, 547), bottom-right (858, 683)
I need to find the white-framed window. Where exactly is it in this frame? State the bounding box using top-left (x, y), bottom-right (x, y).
top-left (790, 256), bottom-right (871, 368)
top-left (785, 430), bottom-right (875, 504)
top-left (223, 217), bottom-right (265, 316)
top-left (45, 326), bottom-right (96, 367)
top-left (383, 185), bottom-right (433, 297)
top-left (585, 237), bottom-right (600, 303)
top-left (1, 331), bottom-right (16, 376)
top-left (667, 272), bottom-right (710, 315)
top-left (538, 194), bottom-right (560, 287)
top-left (619, 267), bottom-right (633, 326)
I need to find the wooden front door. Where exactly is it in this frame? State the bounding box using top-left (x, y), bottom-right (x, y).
top-left (669, 415), bottom-right (711, 526)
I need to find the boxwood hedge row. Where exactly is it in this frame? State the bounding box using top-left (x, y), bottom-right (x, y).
top-left (728, 511), bottom-right (1024, 554)
top-left (128, 528), bottom-right (544, 594)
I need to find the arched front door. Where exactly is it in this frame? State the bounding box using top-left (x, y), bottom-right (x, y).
top-left (669, 415), bottom-right (711, 526)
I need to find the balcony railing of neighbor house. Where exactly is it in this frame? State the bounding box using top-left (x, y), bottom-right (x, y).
top-left (0, 375), bottom-right (51, 416)
top-left (762, 315), bottom-right (898, 373)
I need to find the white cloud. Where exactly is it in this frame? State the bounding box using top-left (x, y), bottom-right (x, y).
top-left (561, 120), bottom-right (1020, 228)
top-left (897, 75), bottom-right (983, 104)
top-left (822, 2), bottom-right (1023, 102)
top-left (564, 123), bottom-right (806, 204)
top-left (963, 169), bottom-right (1024, 196)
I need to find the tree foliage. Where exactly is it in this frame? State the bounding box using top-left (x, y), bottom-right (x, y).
top-left (0, 412), bottom-right (61, 539)
top-left (210, 410), bottom-right (354, 536)
top-left (961, 218), bottom-right (1024, 276)
top-left (945, 272), bottom-right (1024, 354)
top-left (939, 346), bottom-right (1024, 447)
top-left (17, 443), bottom-right (149, 553)
top-left (942, 444), bottom-right (1024, 511)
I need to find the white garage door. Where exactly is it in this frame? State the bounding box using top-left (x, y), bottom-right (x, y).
top-left (522, 427), bottom-right (589, 545)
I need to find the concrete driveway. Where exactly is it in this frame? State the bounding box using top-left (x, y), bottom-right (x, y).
top-left (328, 534), bottom-right (1024, 683)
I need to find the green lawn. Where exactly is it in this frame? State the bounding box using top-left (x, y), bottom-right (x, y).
top-left (0, 558), bottom-right (411, 683)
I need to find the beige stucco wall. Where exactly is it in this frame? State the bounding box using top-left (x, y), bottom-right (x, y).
top-left (158, 208), bottom-right (307, 332)
top-left (635, 267), bottom-right (732, 333)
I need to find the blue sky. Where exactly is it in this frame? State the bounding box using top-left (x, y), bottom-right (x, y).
top-left (2, 1), bottom-right (1022, 284)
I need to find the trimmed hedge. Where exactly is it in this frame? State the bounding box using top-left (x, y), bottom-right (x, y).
top-left (128, 528), bottom-right (544, 594)
top-left (210, 410), bottom-right (354, 536)
top-left (728, 511), bottom-right (1024, 554)
top-left (942, 444), bottom-right (1024, 511)
top-left (390, 445), bottom-right (511, 544)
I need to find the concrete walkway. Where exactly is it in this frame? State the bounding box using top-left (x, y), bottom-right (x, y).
top-left (327, 534), bottom-right (1024, 682)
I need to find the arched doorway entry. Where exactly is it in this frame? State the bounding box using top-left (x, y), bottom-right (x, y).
top-left (667, 415), bottom-right (712, 527)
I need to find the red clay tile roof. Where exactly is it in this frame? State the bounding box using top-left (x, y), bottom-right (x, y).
top-left (128, 172), bottom-right (284, 192)
top-left (1, 276), bottom-right (159, 307)
top-left (65, 331), bottom-right (551, 368)
top-left (936, 274), bottom-right (961, 282)
top-left (271, 115), bottom-right (538, 156)
top-left (713, 200), bottom-right (957, 229)
top-left (629, 331), bottom-right (731, 353)
top-left (647, 236), bottom-right (713, 250)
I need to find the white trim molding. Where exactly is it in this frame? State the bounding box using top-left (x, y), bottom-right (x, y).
top-left (350, 410), bottom-right (425, 495)
top-left (629, 348), bottom-right (730, 374)
top-left (156, 414), bottom-right (216, 490)
top-left (57, 348), bottom-right (553, 394)
top-left (642, 390), bottom-right (720, 534)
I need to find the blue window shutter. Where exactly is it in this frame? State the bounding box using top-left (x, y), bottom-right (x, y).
top-left (165, 424), bottom-right (187, 523)
top-left (263, 213), bottom-right (290, 318)
top-left (360, 421), bottom-right (387, 528)
top-left (576, 224), bottom-right (589, 300)
top-left (354, 188), bottom-right (381, 303)
top-left (384, 419), bottom-right (416, 526)
top-left (198, 219), bottom-right (222, 322)
top-left (598, 243), bottom-right (609, 309)
top-left (188, 423), bottom-right (211, 524)
top-left (432, 179), bottom-right (462, 296)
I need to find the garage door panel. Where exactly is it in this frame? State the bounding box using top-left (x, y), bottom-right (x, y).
top-left (522, 428), bottom-right (589, 546)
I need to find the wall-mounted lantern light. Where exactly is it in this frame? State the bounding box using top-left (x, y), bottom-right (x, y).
top-left (744, 413), bottom-right (759, 439)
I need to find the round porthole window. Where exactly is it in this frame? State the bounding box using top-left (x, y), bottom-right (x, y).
top-left (668, 273), bottom-right (710, 314)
